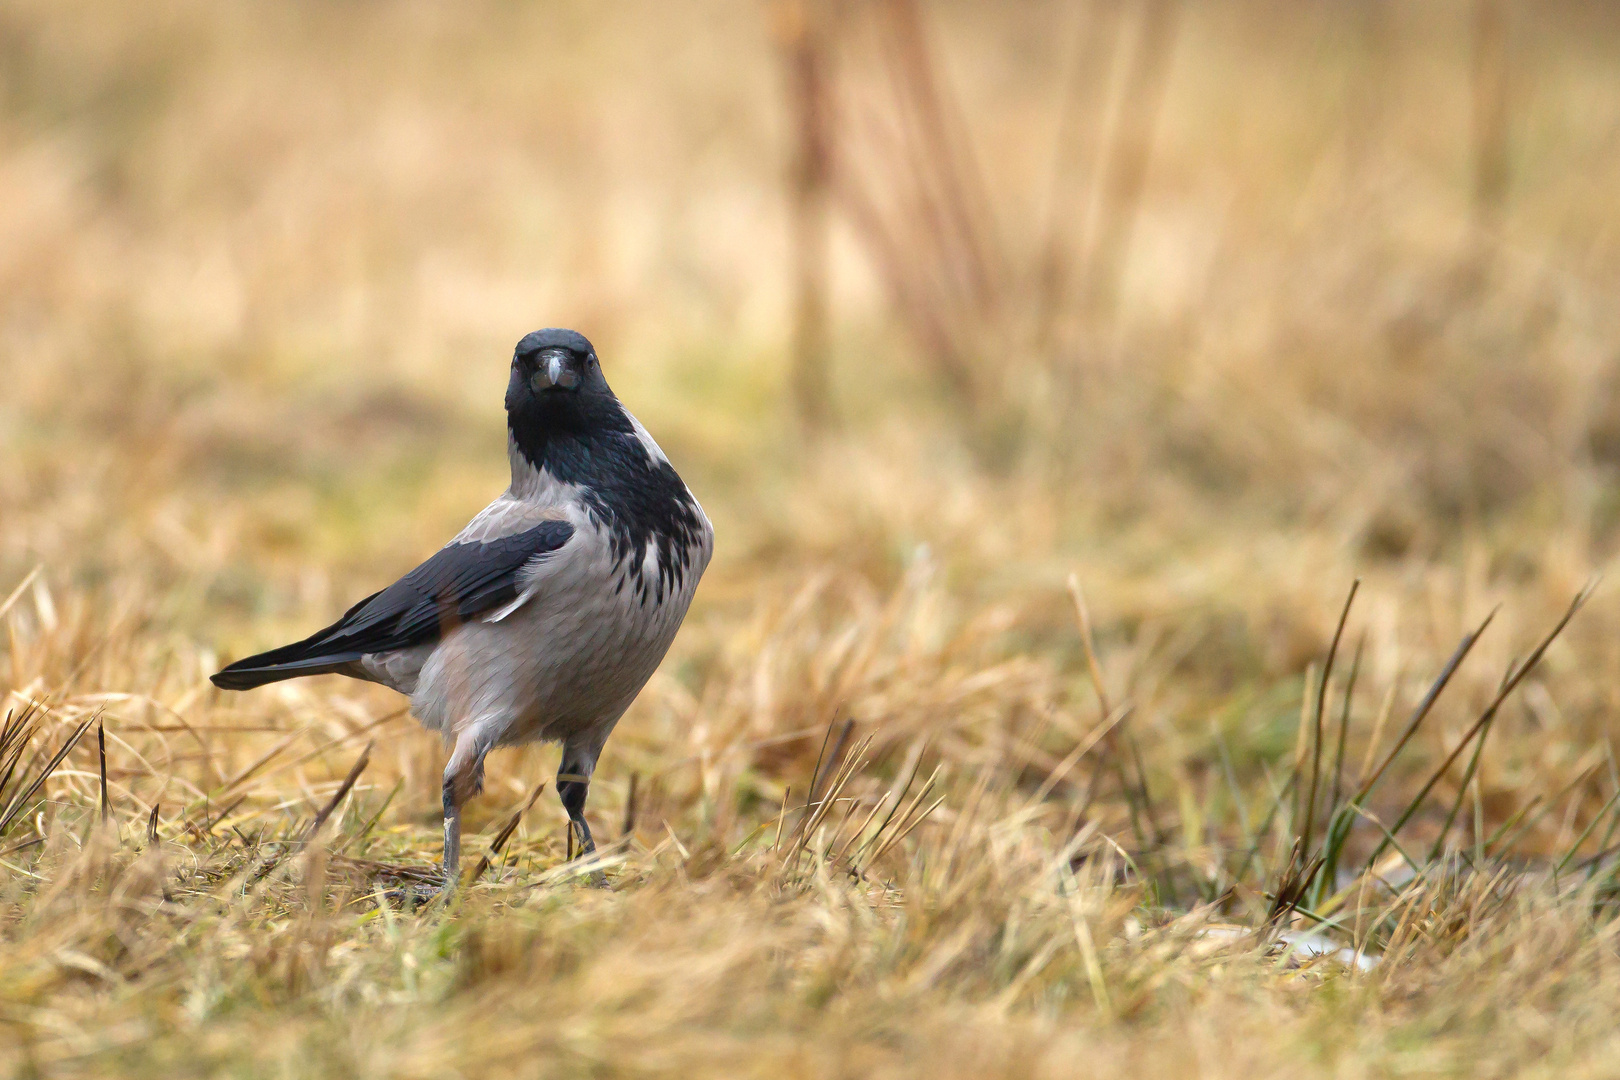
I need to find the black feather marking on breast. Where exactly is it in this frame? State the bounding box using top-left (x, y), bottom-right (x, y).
top-left (509, 396), bottom-right (705, 603)
top-left (211, 521), bottom-right (574, 685)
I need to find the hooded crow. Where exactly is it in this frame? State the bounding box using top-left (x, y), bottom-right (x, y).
top-left (212, 329), bottom-right (713, 885)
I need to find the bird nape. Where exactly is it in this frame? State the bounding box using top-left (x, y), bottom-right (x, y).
top-left (211, 328), bottom-right (714, 892)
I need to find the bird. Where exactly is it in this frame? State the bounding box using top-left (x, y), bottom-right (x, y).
top-left (210, 329), bottom-right (713, 887)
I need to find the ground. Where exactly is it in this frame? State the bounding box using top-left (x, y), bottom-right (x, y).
top-left (4, 2), bottom-right (1620, 1077)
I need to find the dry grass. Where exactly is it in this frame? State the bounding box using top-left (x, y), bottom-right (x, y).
top-left (5, 1), bottom-right (1620, 1076)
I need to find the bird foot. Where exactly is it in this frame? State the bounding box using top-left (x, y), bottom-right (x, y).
top-left (381, 881), bottom-right (445, 909)
top-left (370, 865), bottom-right (455, 908)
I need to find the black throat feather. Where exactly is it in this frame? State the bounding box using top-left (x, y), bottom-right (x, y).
top-left (508, 391), bottom-right (704, 603)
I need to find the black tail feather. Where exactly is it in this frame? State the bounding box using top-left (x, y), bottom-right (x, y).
top-left (210, 655), bottom-right (362, 691)
top-left (210, 631), bottom-right (365, 691)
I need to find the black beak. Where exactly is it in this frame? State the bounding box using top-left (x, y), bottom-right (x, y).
top-left (529, 348), bottom-right (580, 391)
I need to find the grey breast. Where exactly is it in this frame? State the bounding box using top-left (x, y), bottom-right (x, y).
top-left (400, 486), bottom-right (711, 746)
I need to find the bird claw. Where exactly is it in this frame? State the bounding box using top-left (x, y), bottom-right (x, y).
top-left (377, 871), bottom-right (453, 909)
top-left (381, 885), bottom-right (437, 909)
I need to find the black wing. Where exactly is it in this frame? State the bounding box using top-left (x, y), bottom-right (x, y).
top-left (211, 520), bottom-right (574, 690)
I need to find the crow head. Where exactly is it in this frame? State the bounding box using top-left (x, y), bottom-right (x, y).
top-left (507, 328), bottom-right (608, 410)
top-left (506, 328), bottom-right (635, 476)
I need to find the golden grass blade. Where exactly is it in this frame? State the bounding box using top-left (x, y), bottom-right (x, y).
top-left (469, 780), bottom-right (548, 882)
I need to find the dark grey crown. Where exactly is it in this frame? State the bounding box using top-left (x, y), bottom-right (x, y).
top-left (516, 328), bottom-right (594, 359)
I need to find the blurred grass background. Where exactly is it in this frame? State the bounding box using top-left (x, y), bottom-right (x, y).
top-left (5, 1), bottom-right (1620, 1076)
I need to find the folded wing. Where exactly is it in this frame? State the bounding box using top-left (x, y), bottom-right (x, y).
top-left (211, 520), bottom-right (575, 690)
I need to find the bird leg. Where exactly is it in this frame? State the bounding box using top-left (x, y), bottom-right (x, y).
top-left (557, 772), bottom-right (596, 855)
top-left (381, 733), bottom-right (487, 907)
top-left (557, 756), bottom-right (608, 887)
top-left (441, 775), bottom-right (463, 883)
top-left (439, 731), bottom-right (489, 889)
